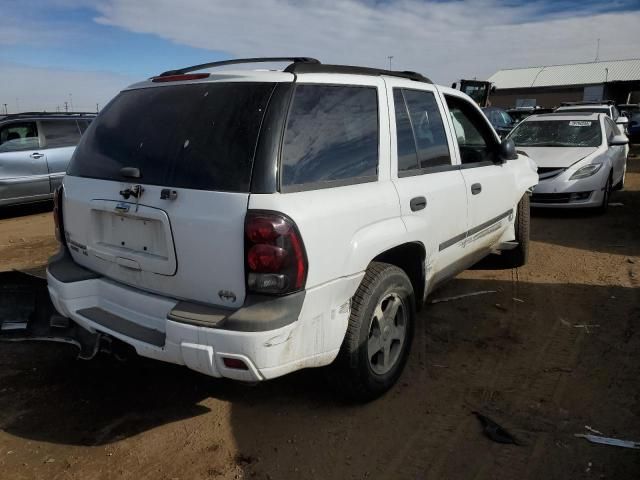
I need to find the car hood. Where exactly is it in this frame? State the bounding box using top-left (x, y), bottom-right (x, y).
top-left (518, 147), bottom-right (598, 169)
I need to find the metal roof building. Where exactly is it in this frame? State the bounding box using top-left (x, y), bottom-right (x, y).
top-left (486, 58), bottom-right (640, 108)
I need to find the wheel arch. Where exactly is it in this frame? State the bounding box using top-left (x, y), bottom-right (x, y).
top-left (370, 242), bottom-right (426, 310)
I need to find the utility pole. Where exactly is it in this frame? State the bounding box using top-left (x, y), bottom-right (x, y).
top-left (594, 38), bottom-right (600, 62)
top-left (387, 55), bottom-right (394, 70)
top-left (64, 101), bottom-right (68, 112)
top-left (2, 104), bottom-right (7, 115)
top-left (69, 93), bottom-right (74, 112)
top-left (96, 103), bottom-right (99, 113)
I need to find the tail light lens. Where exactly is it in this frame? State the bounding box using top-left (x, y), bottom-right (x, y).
top-left (245, 211), bottom-right (307, 295)
top-left (53, 185), bottom-right (66, 246)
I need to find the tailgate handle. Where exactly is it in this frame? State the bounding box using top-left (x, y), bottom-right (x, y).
top-left (116, 257), bottom-right (141, 271)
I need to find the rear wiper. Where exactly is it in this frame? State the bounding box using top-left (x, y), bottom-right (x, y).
top-left (120, 166), bottom-right (142, 179)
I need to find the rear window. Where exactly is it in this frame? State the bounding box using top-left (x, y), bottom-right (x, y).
top-left (281, 84), bottom-right (378, 191)
top-left (69, 83), bottom-right (275, 192)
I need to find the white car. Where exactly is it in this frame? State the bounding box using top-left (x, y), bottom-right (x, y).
top-left (46, 57), bottom-right (538, 399)
top-left (508, 112), bottom-right (628, 209)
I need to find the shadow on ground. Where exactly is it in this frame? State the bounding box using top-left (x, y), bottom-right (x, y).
top-left (1, 277), bottom-right (639, 479)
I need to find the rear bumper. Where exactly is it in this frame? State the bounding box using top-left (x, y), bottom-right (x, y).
top-left (47, 249), bottom-right (362, 381)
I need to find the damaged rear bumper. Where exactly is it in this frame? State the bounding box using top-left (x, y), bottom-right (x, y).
top-left (44, 248), bottom-right (360, 381)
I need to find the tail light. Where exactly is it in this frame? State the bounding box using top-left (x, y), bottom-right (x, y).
top-left (245, 211), bottom-right (307, 295)
top-left (53, 185), bottom-right (66, 246)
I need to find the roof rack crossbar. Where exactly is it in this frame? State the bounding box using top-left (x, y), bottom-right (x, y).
top-left (159, 57), bottom-right (321, 77)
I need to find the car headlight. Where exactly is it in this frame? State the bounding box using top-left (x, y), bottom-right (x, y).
top-left (569, 163), bottom-right (603, 180)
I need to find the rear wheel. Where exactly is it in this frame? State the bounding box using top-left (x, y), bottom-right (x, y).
top-left (495, 194), bottom-right (530, 269)
top-left (331, 262), bottom-right (415, 401)
top-left (597, 172), bottom-right (613, 213)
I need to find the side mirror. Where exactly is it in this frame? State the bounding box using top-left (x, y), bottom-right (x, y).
top-left (616, 116), bottom-right (629, 125)
top-left (499, 138), bottom-right (518, 161)
top-left (609, 134), bottom-right (629, 146)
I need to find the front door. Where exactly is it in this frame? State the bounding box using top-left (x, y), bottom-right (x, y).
top-left (443, 94), bottom-right (515, 254)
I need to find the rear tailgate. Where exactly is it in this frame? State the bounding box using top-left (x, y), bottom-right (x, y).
top-left (62, 80), bottom-right (278, 308)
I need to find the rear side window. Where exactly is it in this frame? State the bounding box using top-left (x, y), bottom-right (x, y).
top-left (69, 83), bottom-right (275, 192)
top-left (0, 121), bottom-right (39, 152)
top-left (281, 85), bottom-right (378, 190)
top-left (393, 88), bottom-right (451, 174)
top-left (41, 120), bottom-right (81, 148)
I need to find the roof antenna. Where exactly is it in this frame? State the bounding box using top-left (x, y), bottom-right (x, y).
top-left (594, 38), bottom-right (600, 62)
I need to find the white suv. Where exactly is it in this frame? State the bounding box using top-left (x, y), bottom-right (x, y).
top-left (47, 58), bottom-right (538, 399)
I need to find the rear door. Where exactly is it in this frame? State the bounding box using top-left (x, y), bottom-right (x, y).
top-left (387, 81), bottom-right (468, 284)
top-left (63, 81), bottom-right (278, 308)
top-left (443, 93), bottom-right (515, 253)
top-left (39, 119), bottom-right (83, 192)
top-left (0, 121), bottom-right (50, 204)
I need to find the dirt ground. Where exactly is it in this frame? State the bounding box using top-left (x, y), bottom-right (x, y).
top-left (1, 154), bottom-right (639, 480)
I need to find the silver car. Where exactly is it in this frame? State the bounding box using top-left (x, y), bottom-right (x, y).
top-left (0, 113), bottom-right (94, 207)
top-left (507, 112), bottom-right (629, 210)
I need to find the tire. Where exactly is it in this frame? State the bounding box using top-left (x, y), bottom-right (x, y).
top-left (496, 194), bottom-right (530, 268)
top-left (597, 172), bottom-right (613, 214)
top-left (613, 162), bottom-right (626, 191)
top-left (330, 262), bottom-right (415, 402)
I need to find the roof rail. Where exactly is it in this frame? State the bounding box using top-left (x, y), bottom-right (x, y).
top-left (158, 57), bottom-right (320, 77)
top-left (560, 100), bottom-right (614, 106)
top-left (157, 57), bottom-right (432, 84)
top-left (1, 111), bottom-right (96, 120)
top-left (285, 62), bottom-right (432, 83)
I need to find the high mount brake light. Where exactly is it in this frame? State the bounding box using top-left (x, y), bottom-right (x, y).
top-left (151, 73), bottom-right (210, 83)
top-left (245, 212), bottom-right (307, 295)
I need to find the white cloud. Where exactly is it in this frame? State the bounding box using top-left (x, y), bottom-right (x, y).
top-left (0, 63), bottom-right (134, 113)
top-left (92, 0), bottom-right (640, 83)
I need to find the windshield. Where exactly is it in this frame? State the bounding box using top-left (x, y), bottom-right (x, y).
top-left (68, 82), bottom-right (275, 192)
top-left (508, 120), bottom-right (602, 147)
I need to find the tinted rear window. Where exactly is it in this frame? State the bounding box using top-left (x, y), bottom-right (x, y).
top-left (281, 84), bottom-right (378, 190)
top-left (69, 83), bottom-right (275, 192)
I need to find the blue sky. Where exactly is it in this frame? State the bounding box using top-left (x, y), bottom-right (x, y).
top-left (1, 0), bottom-right (639, 111)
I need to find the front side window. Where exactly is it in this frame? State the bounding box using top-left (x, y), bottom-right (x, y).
top-left (445, 96), bottom-right (497, 164)
top-left (508, 120), bottom-right (602, 147)
top-left (41, 120), bottom-right (81, 148)
top-left (0, 122), bottom-right (39, 153)
top-left (281, 85), bottom-right (378, 190)
top-left (393, 88), bottom-right (450, 174)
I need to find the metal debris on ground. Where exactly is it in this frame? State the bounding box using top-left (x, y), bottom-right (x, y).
top-left (494, 303), bottom-right (508, 312)
top-left (472, 412), bottom-right (522, 446)
top-left (584, 426), bottom-right (604, 435)
top-left (430, 290), bottom-right (497, 304)
top-left (512, 297), bottom-right (525, 303)
top-left (574, 434), bottom-right (640, 449)
top-left (573, 324), bottom-right (600, 334)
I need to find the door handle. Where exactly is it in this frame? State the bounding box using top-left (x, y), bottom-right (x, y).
top-left (471, 183), bottom-right (482, 195)
top-left (30, 153), bottom-right (44, 159)
top-left (410, 196), bottom-right (427, 212)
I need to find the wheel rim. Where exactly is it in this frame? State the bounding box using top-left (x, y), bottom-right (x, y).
top-left (367, 292), bottom-right (407, 375)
